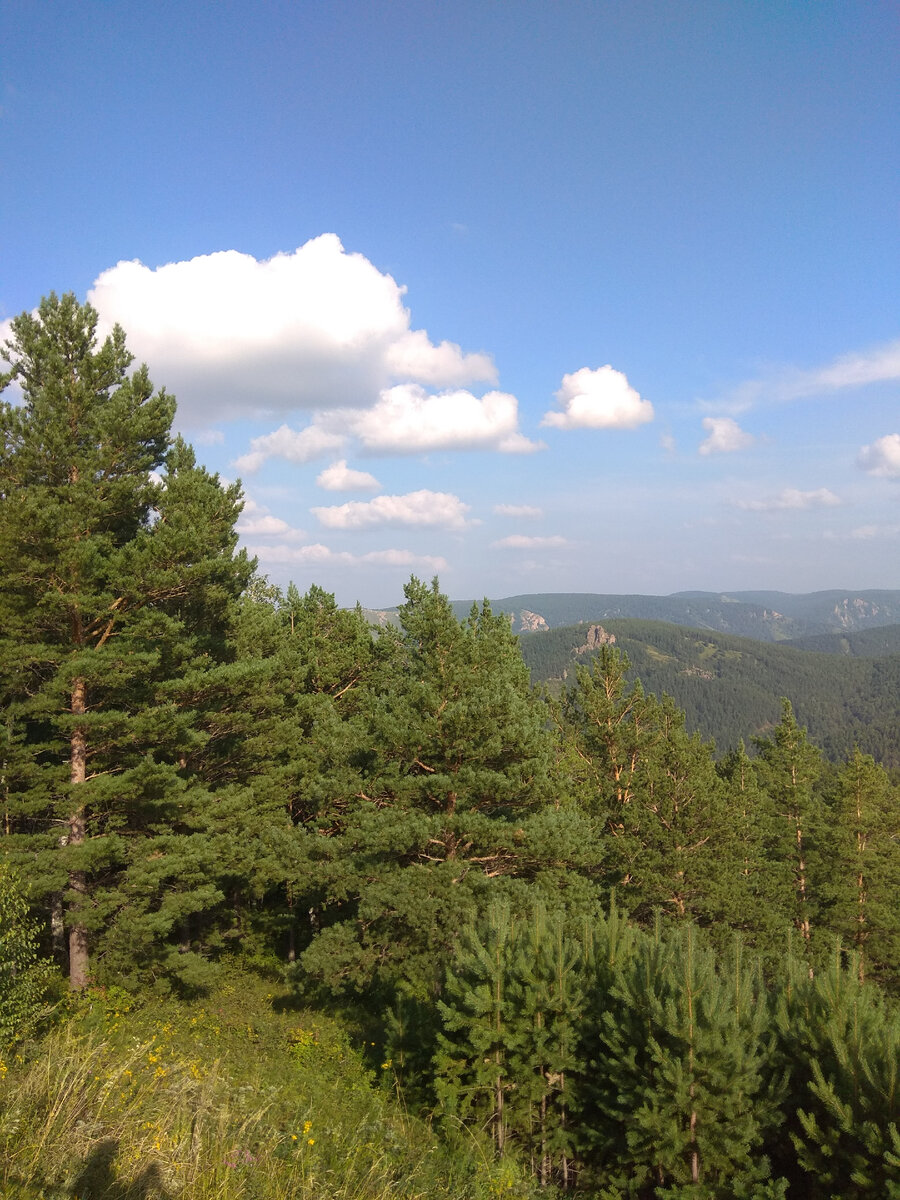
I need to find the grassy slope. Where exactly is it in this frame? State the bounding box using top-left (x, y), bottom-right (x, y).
top-left (520, 619), bottom-right (900, 766)
top-left (0, 972), bottom-right (527, 1200)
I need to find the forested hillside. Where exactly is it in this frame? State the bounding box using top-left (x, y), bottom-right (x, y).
top-left (2, 297), bottom-right (899, 1199)
top-left (786, 623), bottom-right (900, 656)
top-left (520, 619), bottom-right (900, 767)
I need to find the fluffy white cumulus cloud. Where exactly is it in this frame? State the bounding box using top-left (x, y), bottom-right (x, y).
top-left (737, 488), bottom-right (841, 512)
top-left (857, 433), bottom-right (900, 479)
top-left (346, 384), bottom-right (542, 455)
top-left (493, 503), bottom-right (542, 518)
top-left (249, 541), bottom-right (447, 571)
top-left (315, 459), bottom-right (381, 492)
top-left (699, 417), bottom-right (755, 456)
top-left (491, 534), bottom-right (569, 549)
top-left (233, 423), bottom-right (345, 473)
top-left (86, 235), bottom-right (497, 421)
top-left (234, 383), bottom-right (540, 471)
top-left (542, 366), bottom-right (654, 430)
top-left (312, 489), bottom-right (471, 531)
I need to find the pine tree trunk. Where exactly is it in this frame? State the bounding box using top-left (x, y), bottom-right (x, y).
top-left (540, 1088), bottom-right (549, 1186)
top-left (68, 676), bottom-right (90, 989)
top-left (286, 884), bottom-right (296, 963)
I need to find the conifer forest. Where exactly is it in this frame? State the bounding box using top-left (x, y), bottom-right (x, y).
top-left (1, 296), bottom-right (899, 1198)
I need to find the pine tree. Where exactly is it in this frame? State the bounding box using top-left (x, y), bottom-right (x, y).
top-left (754, 699), bottom-right (824, 962)
top-left (435, 900), bottom-right (517, 1155)
top-left (0, 294), bottom-right (254, 989)
top-left (713, 742), bottom-right (794, 965)
top-left (827, 748), bottom-right (900, 989)
top-left (555, 652), bottom-right (739, 931)
top-left (578, 920), bottom-right (784, 1196)
top-left (299, 578), bottom-right (555, 998)
top-left (628, 696), bottom-right (733, 927)
top-left (229, 581), bottom-right (379, 964)
top-left (552, 647), bottom-right (666, 897)
top-left (503, 904), bottom-right (587, 1188)
top-left (772, 942), bottom-right (900, 1197)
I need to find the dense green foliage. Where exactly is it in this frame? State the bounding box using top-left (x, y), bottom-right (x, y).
top-left (0, 865), bottom-right (56, 1046)
top-left (2, 297), bottom-right (899, 1198)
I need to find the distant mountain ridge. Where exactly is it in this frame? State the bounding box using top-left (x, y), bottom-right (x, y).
top-left (445, 590), bottom-right (900, 642)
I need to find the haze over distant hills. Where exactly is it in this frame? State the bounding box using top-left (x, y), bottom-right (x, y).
top-left (446, 590), bottom-right (900, 641)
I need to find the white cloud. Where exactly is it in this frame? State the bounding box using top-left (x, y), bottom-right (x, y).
top-left (233, 383), bottom-right (541, 471)
top-left (384, 329), bottom-right (493, 387)
top-left (542, 366), bottom-right (654, 430)
top-left (797, 340), bottom-right (900, 394)
top-left (491, 534), bottom-right (569, 549)
top-left (312, 489), bottom-right (471, 531)
top-left (362, 548), bottom-right (449, 568)
top-left (736, 488), bottom-right (842, 512)
top-left (850, 524), bottom-right (900, 540)
top-left (345, 384), bottom-right (542, 455)
top-left (187, 427), bottom-right (225, 446)
top-left (493, 504), bottom-right (543, 518)
top-left (237, 514), bottom-right (298, 537)
top-left (698, 416), bottom-right (755, 456)
top-left (249, 541), bottom-right (448, 571)
top-left (233, 423), bottom-right (345, 473)
top-left (86, 236), bottom-right (497, 422)
top-left (705, 337), bottom-right (900, 413)
top-left (235, 495), bottom-right (306, 540)
top-left (315, 459), bottom-right (381, 492)
top-left (857, 433), bottom-right (900, 479)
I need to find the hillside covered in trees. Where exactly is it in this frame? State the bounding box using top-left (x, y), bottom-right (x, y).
top-left (2, 297), bottom-right (899, 1199)
top-left (520, 619), bottom-right (900, 768)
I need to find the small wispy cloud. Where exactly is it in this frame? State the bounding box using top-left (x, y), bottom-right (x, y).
top-left (822, 524), bottom-right (900, 541)
top-left (703, 337), bottom-right (900, 413)
top-left (249, 542), bottom-right (448, 571)
top-left (735, 487), bottom-right (841, 512)
top-left (490, 534), bottom-right (569, 549)
top-left (493, 503), bottom-right (543, 518)
top-left (189, 427), bottom-right (225, 446)
top-left (698, 416), bottom-right (755, 456)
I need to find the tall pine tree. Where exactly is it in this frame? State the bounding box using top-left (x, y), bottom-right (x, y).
top-left (0, 294), bottom-right (254, 989)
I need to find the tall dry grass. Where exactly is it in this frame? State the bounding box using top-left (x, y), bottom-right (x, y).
top-left (0, 977), bottom-right (532, 1200)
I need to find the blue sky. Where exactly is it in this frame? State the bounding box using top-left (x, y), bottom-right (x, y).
top-left (2, 1), bottom-right (898, 607)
